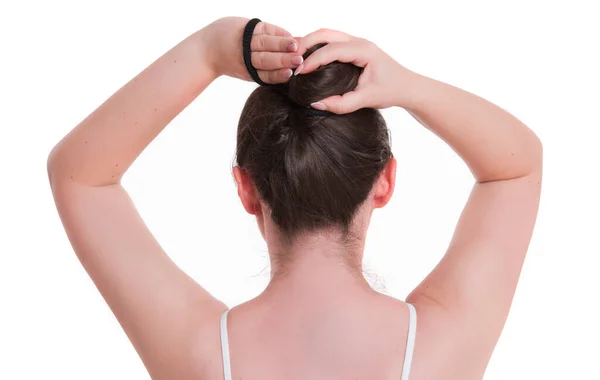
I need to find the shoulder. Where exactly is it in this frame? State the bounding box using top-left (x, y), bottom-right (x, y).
top-left (157, 301), bottom-right (228, 380)
top-left (192, 302), bottom-right (229, 379)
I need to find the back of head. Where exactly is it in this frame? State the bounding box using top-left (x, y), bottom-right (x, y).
top-left (236, 44), bottom-right (392, 244)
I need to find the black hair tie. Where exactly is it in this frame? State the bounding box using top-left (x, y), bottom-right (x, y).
top-left (243, 18), bottom-right (270, 86)
top-left (243, 18), bottom-right (333, 117)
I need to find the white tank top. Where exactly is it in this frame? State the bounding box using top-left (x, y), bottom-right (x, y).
top-left (220, 302), bottom-right (418, 380)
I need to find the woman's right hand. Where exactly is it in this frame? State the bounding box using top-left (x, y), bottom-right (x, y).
top-left (295, 29), bottom-right (417, 114)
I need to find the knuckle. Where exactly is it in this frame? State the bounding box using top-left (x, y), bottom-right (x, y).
top-left (264, 23), bottom-right (275, 35)
top-left (264, 71), bottom-right (274, 83)
top-left (364, 39), bottom-right (377, 49)
top-left (278, 70), bottom-right (289, 82)
top-left (251, 53), bottom-right (265, 68)
top-left (275, 70), bottom-right (287, 83)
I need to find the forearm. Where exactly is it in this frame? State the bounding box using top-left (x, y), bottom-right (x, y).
top-left (48, 28), bottom-right (216, 187)
top-left (398, 71), bottom-right (542, 183)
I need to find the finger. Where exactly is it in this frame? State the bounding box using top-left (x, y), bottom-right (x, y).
top-left (312, 90), bottom-right (365, 114)
top-left (297, 28), bottom-right (353, 55)
top-left (254, 22), bottom-right (292, 37)
top-left (251, 34), bottom-right (297, 52)
top-left (251, 52), bottom-right (304, 70)
top-left (258, 68), bottom-right (294, 84)
top-left (299, 40), bottom-right (369, 75)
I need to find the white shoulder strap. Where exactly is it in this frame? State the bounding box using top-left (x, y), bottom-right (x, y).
top-left (400, 303), bottom-right (417, 380)
top-left (220, 310), bottom-right (232, 380)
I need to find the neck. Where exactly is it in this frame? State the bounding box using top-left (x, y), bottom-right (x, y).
top-left (259, 230), bottom-right (376, 308)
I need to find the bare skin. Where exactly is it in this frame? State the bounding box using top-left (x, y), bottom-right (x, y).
top-left (48, 17), bottom-right (542, 380)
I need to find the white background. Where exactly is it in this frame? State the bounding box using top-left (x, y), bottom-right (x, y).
top-left (1, 0), bottom-right (599, 379)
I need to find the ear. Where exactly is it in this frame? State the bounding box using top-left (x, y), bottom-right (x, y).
top-left (373, 157), bottom-right (396, 209)
top-left (233, 166), bottom-right (261, 215)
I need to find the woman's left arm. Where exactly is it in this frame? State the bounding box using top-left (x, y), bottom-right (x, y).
top-left (47, 17), bottom-right (300, 378)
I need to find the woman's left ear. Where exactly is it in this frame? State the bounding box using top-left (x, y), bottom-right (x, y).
top-left (373, 157), bottom-right (397, 209)
top-left (233, 166), bottom-right (261, 215)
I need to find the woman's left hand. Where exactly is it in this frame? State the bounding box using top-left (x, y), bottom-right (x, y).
top-left (201, 17), bottom-right (302, 84)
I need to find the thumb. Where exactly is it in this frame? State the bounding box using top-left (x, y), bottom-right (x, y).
top-left (311, 90), bottom-right (365, 114)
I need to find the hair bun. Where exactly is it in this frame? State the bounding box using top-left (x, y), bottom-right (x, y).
top-left (281, 43), bottom-right (362, 107)
top-left (235, 43), bottom-right (391, 241)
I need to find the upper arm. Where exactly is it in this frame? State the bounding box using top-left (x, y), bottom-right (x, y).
top-left (50, 181), bottom-right (226, 378)
top-left (407, 169), bottom-right (542, 371)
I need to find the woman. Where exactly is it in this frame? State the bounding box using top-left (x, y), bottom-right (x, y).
top-left (47, 16), bottom-right (543, 380)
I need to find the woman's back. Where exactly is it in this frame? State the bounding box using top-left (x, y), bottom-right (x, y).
top-left (193, 290), bottom-right (482, 380)
top-left (218, 294), bottom-right (417, 380)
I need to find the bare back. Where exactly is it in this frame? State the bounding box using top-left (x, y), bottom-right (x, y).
top-left (217, 295), bottom-right (415, 380)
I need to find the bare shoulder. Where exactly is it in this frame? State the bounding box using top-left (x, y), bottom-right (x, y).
top-left (407, 296), bottom-right (500, 380)
top-left (360, 293), bottom-right (462, 379)
top-left (189, 303), bottom-right (230, 379)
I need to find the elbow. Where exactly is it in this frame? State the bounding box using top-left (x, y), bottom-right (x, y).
top-left (517, 133), bottom-right (543, 180)
top-left (477, 133), bottom-right (543, 183)
top-left (46, 147), bottom-right (58, 188)
top-left (513, 134), bottom-right (543, 180)
top-left (46, 144), bottom-right (66, 188)
top-left (530, 133), bottom-right (543, 173)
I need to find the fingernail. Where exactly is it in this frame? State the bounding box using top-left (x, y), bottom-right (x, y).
top-left (293, 63), bottom-right (304, 76)
top-left (283, 69), bottom-right (293, 78)
top-left (288, 42), bottom-right (298, 52)
top-left (291, 56), bottom-right (304, 66)
top-left (310, 102), bottom-right (327, 111)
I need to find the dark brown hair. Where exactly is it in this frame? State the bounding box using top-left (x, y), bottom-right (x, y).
top-left (235, 44), bottom-right (392, 244)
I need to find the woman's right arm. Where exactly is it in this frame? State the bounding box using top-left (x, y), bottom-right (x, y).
top-left (298, 31), bottom-right (542, 377)
top-left (399, 71), bottom-right (543, 376)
